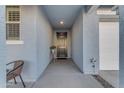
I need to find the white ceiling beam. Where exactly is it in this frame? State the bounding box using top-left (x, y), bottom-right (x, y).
top-left (87, 5), bottom-right (99, 14)
top-left (111, 5), bottom-right (118, 11)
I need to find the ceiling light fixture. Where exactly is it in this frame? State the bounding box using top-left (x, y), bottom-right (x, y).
top-left (60, 21), bottom-right (64, 25)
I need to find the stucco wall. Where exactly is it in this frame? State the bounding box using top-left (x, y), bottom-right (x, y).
top-left (36, 6), bottom-right (53, 78)
top-left (7, 6), bottom-right (37, 81)
top-left (72, 8), bottom-right (99, 74)
top-left (0, 6), bottom-right (6, 87)
top-left (71, 9), bottom-right (83, 72)
top-left (119, 6), bottom-right (124, 87)
top-left (83, 9), bottom-right (99, 74)
top-left (6, 6), bottom-right (53, 82)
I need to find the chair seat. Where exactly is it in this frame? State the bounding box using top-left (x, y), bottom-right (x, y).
top-left (7, 72), bottom-right (17, 81)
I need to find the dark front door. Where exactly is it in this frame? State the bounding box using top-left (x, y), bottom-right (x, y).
top-left (56, 32), bottom-right (67, 58)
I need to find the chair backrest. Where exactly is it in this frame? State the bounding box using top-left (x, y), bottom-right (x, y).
top-left (7, 60), bottom-right (24, 81)
top-left (13, 60), bottom-right (24, 76)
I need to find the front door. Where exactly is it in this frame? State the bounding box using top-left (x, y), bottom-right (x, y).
top-left (56, 32), bottom-right (67, 58)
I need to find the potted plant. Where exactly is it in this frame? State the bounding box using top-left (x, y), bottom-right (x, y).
top-left (90, 57), bottom-right (96, 74)
top-left (50, 45), bottom-right (56, 53)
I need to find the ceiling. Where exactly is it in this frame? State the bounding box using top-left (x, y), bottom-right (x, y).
top-left (42, 5), bottom-right (83, 29)
top-left (42, 5), bottom-right (116, 29)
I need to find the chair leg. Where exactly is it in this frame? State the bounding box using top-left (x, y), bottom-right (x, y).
top-left (19, 75), bottom-right (26, 88)
top-left (13, 77), bottom-right (17, 84)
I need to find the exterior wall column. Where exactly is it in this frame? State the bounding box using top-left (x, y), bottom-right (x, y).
top-left (83, 8), bottom-right (99, 74)
top-left (0, 5), bottom-right (6, 88)
top-left (119, 6), bottom-right (124, 87)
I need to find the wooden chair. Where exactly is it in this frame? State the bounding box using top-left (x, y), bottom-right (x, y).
top-left (6, 60), bottom-right (26, 88)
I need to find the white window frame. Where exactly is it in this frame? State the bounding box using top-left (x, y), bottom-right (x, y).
top-left (6, 6), bottom-right (24, 44)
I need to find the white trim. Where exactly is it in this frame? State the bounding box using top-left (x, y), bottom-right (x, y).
top-left (87, 5), bottom-right (99, 14)
top-left (6, 21), bottom-right (20, 24)
top-left (19, 6), bottom-right (22, 40)
top-left (111, 5), bottom-right (118, 11)
top-left (6, 40), bottom-right (24, 44)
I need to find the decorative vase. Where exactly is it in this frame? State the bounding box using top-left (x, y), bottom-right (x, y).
top-left (51, 49), bottom-right (56, 62)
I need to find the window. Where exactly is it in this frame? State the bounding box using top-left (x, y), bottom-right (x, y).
top-left (6, 6), bottom-right (20, 40)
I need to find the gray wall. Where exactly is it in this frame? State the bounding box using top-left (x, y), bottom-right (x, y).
top-left (0, 6), bottom-right (6, 87)
top-left (7, 6), bottom-right (53, 82)
top-left (7, 6), bottom-right (38, 82)
top-left (72, 8), bottom-right (99, 74)
top-left (71, 9), bottom-right (83, 72)
top-left (119, 6), bottom-right (124, 87)
top-left (83, 9), bottom-right (99, 74)
top-left (36, 6), bottom-right (52, 78)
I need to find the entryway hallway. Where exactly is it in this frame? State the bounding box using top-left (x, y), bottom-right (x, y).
top-left (0, 5), bottom-right (119, 88)
top-left (32, 59), bottom-right (103, 88)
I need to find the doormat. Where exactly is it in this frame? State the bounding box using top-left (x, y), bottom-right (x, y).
top-left (57, 58), bottom-right (67, 60)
